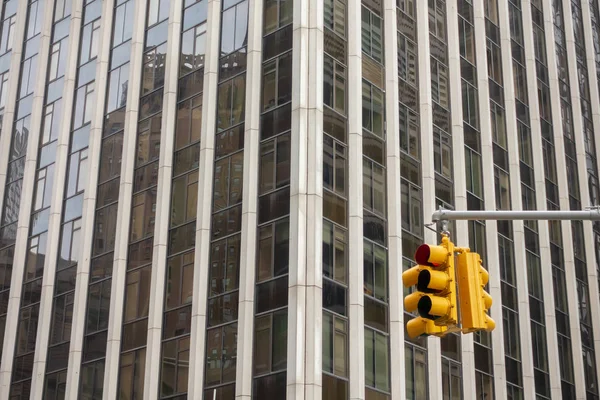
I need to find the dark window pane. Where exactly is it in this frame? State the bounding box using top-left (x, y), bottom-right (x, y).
top-left (162, 305), bottom-right (192, 339)
top-left (256, 276), bottom-right (288, 313)
top-left (207, 292), bottom-right (239, 327)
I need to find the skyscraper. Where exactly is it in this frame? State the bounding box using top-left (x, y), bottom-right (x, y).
top-left (0, 0), bottom-right (599, 398)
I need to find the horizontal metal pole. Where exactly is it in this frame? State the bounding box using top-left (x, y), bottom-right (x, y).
top-left (431, 209), bottom-right (600, 222)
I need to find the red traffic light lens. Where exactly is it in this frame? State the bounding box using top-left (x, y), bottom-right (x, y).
top-left (415, 244), bottom-right (431, 265)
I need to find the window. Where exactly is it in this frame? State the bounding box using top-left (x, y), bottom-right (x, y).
top-left (323, 312), bottom-right (348, 377)
top-left (490, 101), bottom-right (506, 148)
top-left (400, 180), bottom-right (422, 236)
top-left (362, 80), bottom-right (384, 137)
top-left (405, 344), bottom-right (427, 400)
top-left (170, 170), bottom-right (198, 227)
top-left (365, 328), bottom-right (389, 392)
top-left (431, 58), bottom-right (449, 108)
top-left (398, 0), bottom-right (415, 19)
top-left (323, 221), bottom-right (347, 284)
top-left (160, 337), bottom-right (190, 397)
top-left (165, 251), bottom-right (194, 310)
top-left (106, 63), bottom-right (129, 113)
top-left (112, 0), bottom-right (133, 46)
top-left (433, 127), bottom-right (452, 179)
top-left (49, 40), bottom-right (67, 82)
top-left (257, 220), bottom-right (289, 282)
top-left (217, 74), bottom-right (246, 131)
top-left (85, 280), bottom-right (111, 333)
top-left (465, 148), bottom-right (482, 198)
top-left (66, 149), bottom-right (88, 197)
top-left (324, 54), bottom-right (346, 114)
top-left (487, 39), bottom-right (502, 83)
top-left (484, 0), bottom-right (498, 24)
top-left (259, 133), bottom-right (290, 194)
top-left (26, 0), bottom-right (42, 39)
top-left (118, 349), bottom-right (146, 400)
top-left (180, 23), bottom-right (207, 75)
top-left (459, 17), bottom-right (475, 63)
top-left (363, 241), bottom-right (387, 301)
top-left (361, 6), bottom-right (383, 63)
top-left (205, 324), bottom-right (237, 386)
top-left (73, 83), bottom-right (95, 129)
top-left (20, 55), bottom-right (38, 98)
top-left (147, 0), bottom-right (170, 26)
top-left (494, 167), bottom-right (511, 210)
top-left (213, 152), bottom-right (243, 211)
top-left (141, 44), bottom-right (167, 95)
top-left (220, 0), bottom-right (248, 55)
top-left (253, 311), bottom-right (287, 375)
top-left (0, 14), bottom-right (16, 54)
top-left (513, 62), bottom-right (527, 103)
top-left (442, 358), bottom-right (462, 399)
top-left (324, 0), bottom-right (345, 37)
top-left (123, 266), bottom-right (151, 321)
top-left (428, 0), bottom-right (446, 40)
top-left (363, 158), bottom-right (385, 216)
top-left (0, 71), bottom-right (9, 109)
top-left (262, 52), bottom-right (292, 111)
top-left (462, 80), bottom-right (478, 128)
top-left (265, 0), bottom-right (293, 35)
top-left (397, 33), bottom-right (417, 87)
top-left (518, 122), bottom-right (532, 166)
top-left (80, 19), bottom-right (101, 65)
top-left (324, 134), bottom-right (346, 196)
top-left (33, 165), bottom-right (54, 212)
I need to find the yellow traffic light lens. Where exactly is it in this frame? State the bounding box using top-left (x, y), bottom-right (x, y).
top-left (417, 269), bottom-right (450, 293)
top-left (415, 244), bottom-right (448, 267)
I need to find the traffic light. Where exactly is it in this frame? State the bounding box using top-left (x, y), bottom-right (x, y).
top-left (402, 236), bottom-right (458, 338)
top-left (456, 251), bottom-right (495, 333)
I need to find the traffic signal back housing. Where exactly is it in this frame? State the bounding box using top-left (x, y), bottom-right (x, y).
top-left (456, 251), bottom-right (495, 333)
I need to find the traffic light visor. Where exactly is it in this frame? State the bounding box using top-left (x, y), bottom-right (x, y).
top-left (402, 266), bottom-right (421, 287)
top-left (404, 292), bottom-right (422, 313)
top-left (415, 244), bottom-right (448, 267)
top-left (417, 295), bottom-right (451, 320)
top-left (417, 269), bottom-right (450, 293)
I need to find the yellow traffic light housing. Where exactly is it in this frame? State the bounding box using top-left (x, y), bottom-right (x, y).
top-left (402, 236), bottom-right (458, 338)
top-left (456, 252), bottom-right (496, 333)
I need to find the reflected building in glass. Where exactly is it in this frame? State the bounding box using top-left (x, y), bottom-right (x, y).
top-left (0, 0), bottom-right (599, 399)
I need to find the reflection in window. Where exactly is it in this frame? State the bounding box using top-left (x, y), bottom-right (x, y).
top-left (265, 0), bottom-right (293, 35)
top-left (364, 328), bottom-right (389, 392)
top-left (262, 52), bottom-right (292, 111)
top-left (217, 74), bottom-right (246, 131)
top-left (220, 0), bottom-right (248, 55)
top-left (361, 6), bottom-right (382, 63)
top-left (362, 80), bottom-right (384, 137)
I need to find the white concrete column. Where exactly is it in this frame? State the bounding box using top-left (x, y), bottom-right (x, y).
top-left (495, 0), bottom-right (537, 398)
top-left (383, 1), bottom-right (405, 399)
top-left (444, 0), bottom-right (471, 396)
top-left (521, 1), bottom-right (563, 398)
top-left (29, 0), bottom-right (85, 398)
top-left (471, 1), bottom-right (506, 398)
top-left (542, 0), bottom-right (587, 397)
top-left (187, 0), bottom-right (221, 396)
top-left (235, 0), bottom-right (263, 397)
top-left (347, 1), bottom-right (364, 399)
top-left (0, 2), bottom-right (56, 396)
top-left (578, 0), bottom-right (600, 391)
top-left (287, 0), bottom-right (323, 398)
top-left (0, 0), bottom-right (28, 219)
top-left (563, 0), bottom-right (600, 394)
top-left (64, 0), bottom-right (144, 396)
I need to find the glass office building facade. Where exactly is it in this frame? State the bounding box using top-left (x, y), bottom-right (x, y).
top-left (0, 0), bottom-right (599, 399)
